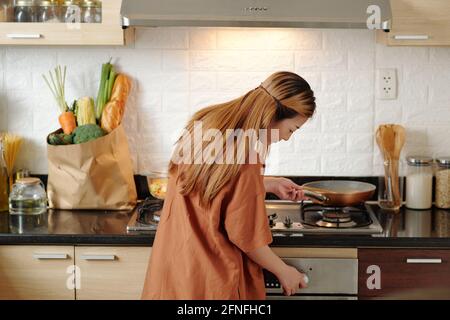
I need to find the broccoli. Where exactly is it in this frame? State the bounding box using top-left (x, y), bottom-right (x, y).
top-left (48, 133), bottom-right (74, 145)
top-left (73, 124), bottom-right (105, 144)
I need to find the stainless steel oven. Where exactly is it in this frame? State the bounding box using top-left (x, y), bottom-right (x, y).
top-left (264, 257), bottom-right (358, 300)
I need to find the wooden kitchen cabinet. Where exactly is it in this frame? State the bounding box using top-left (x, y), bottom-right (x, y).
top-left (377, 0), bottom-right (450, 46)
top-left (74, 246), bottom-right (151, 300)
top-left (0, 245), bottom-right (75, 300)
top-left (0, 0), bottom-right (132, 46)
top-left (359, 248), bottom-right (450, 299)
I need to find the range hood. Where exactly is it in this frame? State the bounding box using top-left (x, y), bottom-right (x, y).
top-left (121, 0), bottom-right (391, 29)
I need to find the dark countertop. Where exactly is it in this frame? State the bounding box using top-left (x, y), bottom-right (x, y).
top-left (1, 204), bottom-right (450, 248)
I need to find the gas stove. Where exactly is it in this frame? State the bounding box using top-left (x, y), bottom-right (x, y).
top-left (266, 200), bottom-right (383, 235)
top-left (127, 199), bottom-right (383, 235)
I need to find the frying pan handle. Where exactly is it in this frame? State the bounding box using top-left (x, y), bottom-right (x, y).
top-left (303, 190), bottom-right (329, 203)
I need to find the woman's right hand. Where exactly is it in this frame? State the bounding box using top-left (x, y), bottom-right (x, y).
top-left (276, 264), bottom-right (308, 296)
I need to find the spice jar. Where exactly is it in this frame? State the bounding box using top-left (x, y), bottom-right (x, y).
top-left (14, 0), bottom-right (36, 22)
top-left (37, 0), bottom-right (60, 22)
top-left (405, 156), bottom-right (434, 210)
top-left (81, 0), bottom-right (100, 23)
top-left (9, 177), bottom-right (47, 215)
top-left (436, 157), bottom-right (450, 209)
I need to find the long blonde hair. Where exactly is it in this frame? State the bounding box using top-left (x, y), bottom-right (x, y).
top-left (169, 71), bottom-right (316, 207)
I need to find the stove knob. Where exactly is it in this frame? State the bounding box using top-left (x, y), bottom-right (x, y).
top-left (283, 216), bottom-right (293, 228)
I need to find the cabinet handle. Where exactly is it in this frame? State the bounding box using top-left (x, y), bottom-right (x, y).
top-left (33, 253), bottom-right (68, 260)
top-left (393, 35), bottom-right (429, 40)
top-left (406, 258), bottom-right (442, 264)
top-left (7, 33), bottom-right (42, 39)
top-left (80, 254), bottom-right (116, 261)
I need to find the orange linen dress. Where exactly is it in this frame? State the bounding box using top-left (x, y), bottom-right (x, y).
top-left (141, 163), bottom-right (273, 300)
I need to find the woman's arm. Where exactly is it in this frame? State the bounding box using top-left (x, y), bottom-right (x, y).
top-left (246, 245), bottom-right (308, 296)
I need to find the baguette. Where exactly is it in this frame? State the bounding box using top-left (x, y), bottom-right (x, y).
top-left (100, 74), bottom-right (132, 133)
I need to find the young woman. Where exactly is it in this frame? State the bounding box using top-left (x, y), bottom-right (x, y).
top-left (142, 71), bottom-right (316, 299)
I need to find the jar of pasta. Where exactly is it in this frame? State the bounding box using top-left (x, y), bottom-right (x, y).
top-left (436, 157), bottom-right (450, 209)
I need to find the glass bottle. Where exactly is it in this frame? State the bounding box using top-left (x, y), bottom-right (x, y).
top-left (435, 157), bottom-right (450, 209)
top-left (14, 0), bottom-right (35, 22)
top-left (0, 141), bottom-right (9, 212)
top-left (37, 0), bottom-right (60, 22)
top-left (61, 0), bottom-right (80, 23)
top-left (405, 156), bottom-right (433, 210)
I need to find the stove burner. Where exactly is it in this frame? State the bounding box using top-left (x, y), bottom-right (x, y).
top-left (301, 203), bottom-right (372, 229)
top-left (137, 198), bottom-right (164, 225)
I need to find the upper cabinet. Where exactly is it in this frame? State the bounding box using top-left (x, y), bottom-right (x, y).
top-left (378, 0), bottom-right (450, 46)
top-left (0, 0), bottom-right (132, 45)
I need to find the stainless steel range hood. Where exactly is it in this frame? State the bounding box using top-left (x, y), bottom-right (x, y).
top-left (121, 0), bottom-right (391, 30)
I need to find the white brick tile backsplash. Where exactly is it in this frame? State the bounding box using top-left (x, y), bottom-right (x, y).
top-left (374, 100), bottom-right (402, 125)
top-left (240, 51), bottom-right (294, 72)
top-left (1, 27), bottom-right (449, 176)
top-left (163, 50), bottom-right (189, 71)
top-left (347, 91), bottom-right (374, 112)
top-left (347, 133), bottom-right (374, 153)
top-left (295, 50), bottom-right (347, 70)
top-left (162, 92), bottom-right (189, 112)
top-left (189, 72), bottom-right (217, 92)
top-left (135, 28), bottom-right (189, 49)
top-left (189, 28), bottom-right (217, 49)
top-left (322, 112), bottom-right (373, 133)
top-left (429, 48), bottom-right (450, 65)
top-left (323, 30), bottom-right (375, 51)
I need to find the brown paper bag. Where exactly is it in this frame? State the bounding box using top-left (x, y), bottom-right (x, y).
top-left (47, 124), bottom-right (137, 210)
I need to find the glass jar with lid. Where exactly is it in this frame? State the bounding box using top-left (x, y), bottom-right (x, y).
top-left (435, 157), bottom-right (450, 209)
top-left (405, 156), bottom-right (434, 210)
top-left (81, 0), bottom-right (100, 23)
top-left (37, 0), bottom-right (60, 22)
top-left (14, 0), bottom-right (36, 22)
top-left (61, 0), bottom-right (80, 23)
top-left (9, 177), bottom-right (47, 215)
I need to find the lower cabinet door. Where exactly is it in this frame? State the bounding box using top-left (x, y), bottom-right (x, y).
top-left (75, 246), bottom-right (152, 300)
top-left (358, 249), bottom-right (450, 299)
top-left (0, 245), bottom-right (75, 300)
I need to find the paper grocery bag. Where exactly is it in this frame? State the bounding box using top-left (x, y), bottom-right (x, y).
top-left (47, 124), bottom-right (137, 210)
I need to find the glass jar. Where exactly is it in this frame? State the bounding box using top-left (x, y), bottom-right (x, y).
top-left (0, 0), bottom-right (14, 22)
top-left (405, 156), bottom-right (433, 210)
top-left (61, 0), bottom-right (80, 23)
top-left (37, 0), bottom-right (60, 22)
top-left (435, 157), bottom-right (450, 209)
top-left (14, 0), bottom-right (36, 22)
top-left (81, 0), bottom-right (100, 23)
top-left (147, 171), bottom-right (168, 200)
top-left (9, 177), bottom-right (47, 215)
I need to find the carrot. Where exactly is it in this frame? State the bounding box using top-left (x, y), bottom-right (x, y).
top-left (58, 111), bottom-right (77, 134)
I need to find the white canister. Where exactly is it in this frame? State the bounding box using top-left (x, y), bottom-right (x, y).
top-left (405, 156), bottom-right (433, 210)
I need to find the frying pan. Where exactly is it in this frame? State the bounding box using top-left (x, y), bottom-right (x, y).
top-left (302, 180), bottom-right (376, 207)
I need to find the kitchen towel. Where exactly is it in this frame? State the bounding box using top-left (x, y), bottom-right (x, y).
top-left (47, 124), bottom-right (137, 210)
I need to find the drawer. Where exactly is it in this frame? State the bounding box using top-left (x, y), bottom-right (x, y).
top-left (358, 249), bottom-right (450, 299)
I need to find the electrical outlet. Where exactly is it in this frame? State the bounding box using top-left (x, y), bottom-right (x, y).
top-left (376, 68), bottom-right (397, 100)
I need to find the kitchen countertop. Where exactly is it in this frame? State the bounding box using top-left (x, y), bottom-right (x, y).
top-left (1, 204), bottom-right (450, 248)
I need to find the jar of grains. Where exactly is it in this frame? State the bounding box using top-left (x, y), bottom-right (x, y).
top-left (405, 156), bottom-right (434, 210)
top-left (436, 157), bottom-right (450, 209)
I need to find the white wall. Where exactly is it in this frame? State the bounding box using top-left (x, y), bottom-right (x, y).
top-left (0, 27), bottom-right (449, 176)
